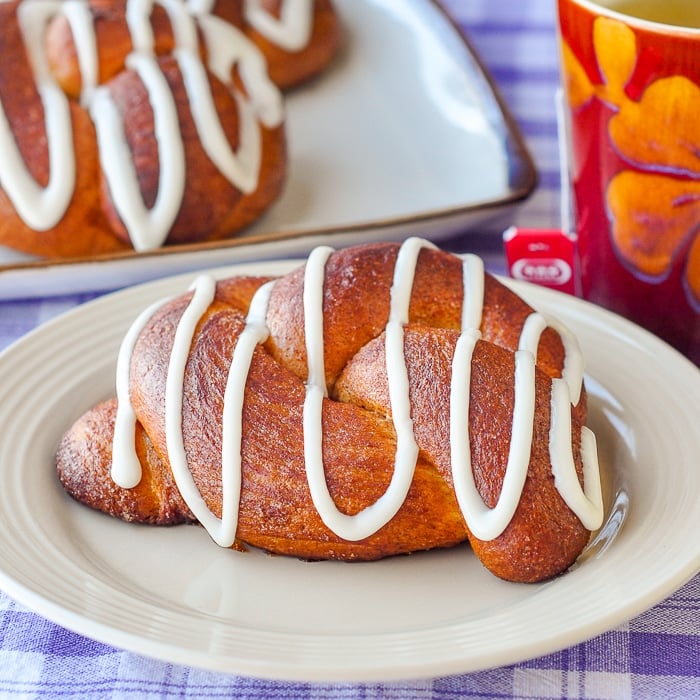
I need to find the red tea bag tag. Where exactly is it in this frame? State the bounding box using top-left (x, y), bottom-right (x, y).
top-left (503, 226), bottom-right (579, 295)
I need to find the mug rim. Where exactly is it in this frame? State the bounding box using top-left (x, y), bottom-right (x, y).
top-left (562, 0), bottom-right (700, 36)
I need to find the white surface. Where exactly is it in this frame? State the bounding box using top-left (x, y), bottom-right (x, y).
top-left (0, 0), bottom-right (534, 299)
top-left (0, 260), bottom-right (698, 682)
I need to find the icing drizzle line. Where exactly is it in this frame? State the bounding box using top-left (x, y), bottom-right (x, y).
top-left (112, 238), bottom-right (605, 546)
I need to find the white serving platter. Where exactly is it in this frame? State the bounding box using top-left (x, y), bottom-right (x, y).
top-left (0, 0), bottom-right (535, 298)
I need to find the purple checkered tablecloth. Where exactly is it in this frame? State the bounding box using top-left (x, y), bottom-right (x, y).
top-left (0, 0), bottom-right (698, 698)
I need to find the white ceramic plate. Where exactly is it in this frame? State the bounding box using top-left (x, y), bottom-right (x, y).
top-left (0, 0), bottom-right (535, 299)
top-left (0, 260), bottom-right (698, 682)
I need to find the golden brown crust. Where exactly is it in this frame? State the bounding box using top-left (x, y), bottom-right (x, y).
top-left (56, 243), bottom-right (594, 582)
top-left (57, 399), bottom-right (194, 525)
top-left (210, 123), bottom-right (288, 239)
top-left (335, 328), bottom-right (589, 582)
top-left (265, 244), bottom-right (570, 388)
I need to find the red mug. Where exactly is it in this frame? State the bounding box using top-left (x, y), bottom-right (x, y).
top-left (557, 0), bottom-right (700, 364)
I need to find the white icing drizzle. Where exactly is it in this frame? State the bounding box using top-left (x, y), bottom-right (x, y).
top-left (61, 1), bottom-right (98, 105)
top-left (112, 296), bottom-right (173, 489)
top-left (182, 49), bottom-right (261, 194)
top-left (219, 280), bottom-right (275, 546)
top-left (196, 14), bottom-right (283, 129)
top-left (184, 0), bottom-right (214, 15)
top-left (449, 272), bottom-right (600, 539)
top-left (302, 240), bottom-right (434, 540)
top-left (244, 0), bottom-right (314, 52)
top-left (90, 52), bottom-right (187, 251)
top-left (127, 0), bottom-right (199, 56)
top-left (519, 311), bottom-right (584, 405)
top-left (461, 254), bottom-right (484, 332)
top-left (111, 238), bottom-right (605, 549)
top-left (450, 344), bottom-right (536, 541)
top-left (162, 275), bottom-right (220, 538)
top-left (186, 0), bottom-right (316, 53)
top-left (1, 0), bottom-right (284, 249)
top-left (0, 0), bottom-right (75, 231)
top-left (549, 380), bottom-right (604, 530)
top-left (450, 246), bottom-right (543, 540)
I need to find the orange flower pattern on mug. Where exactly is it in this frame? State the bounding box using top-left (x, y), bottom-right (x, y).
top-left (561, 17), bottom-right (700, 308)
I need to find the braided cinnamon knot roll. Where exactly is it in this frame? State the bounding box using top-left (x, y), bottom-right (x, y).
top-left (56, 239), bottom-right (604, 583)
top-left (0, 0), bottom-right (338, 259)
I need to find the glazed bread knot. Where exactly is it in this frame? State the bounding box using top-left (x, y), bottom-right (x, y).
top-left (57, 239), bottom-right (605, 583)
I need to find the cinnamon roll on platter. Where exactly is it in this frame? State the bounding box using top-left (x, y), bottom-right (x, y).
top-left (0, 0), bottom-right (341, 259)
